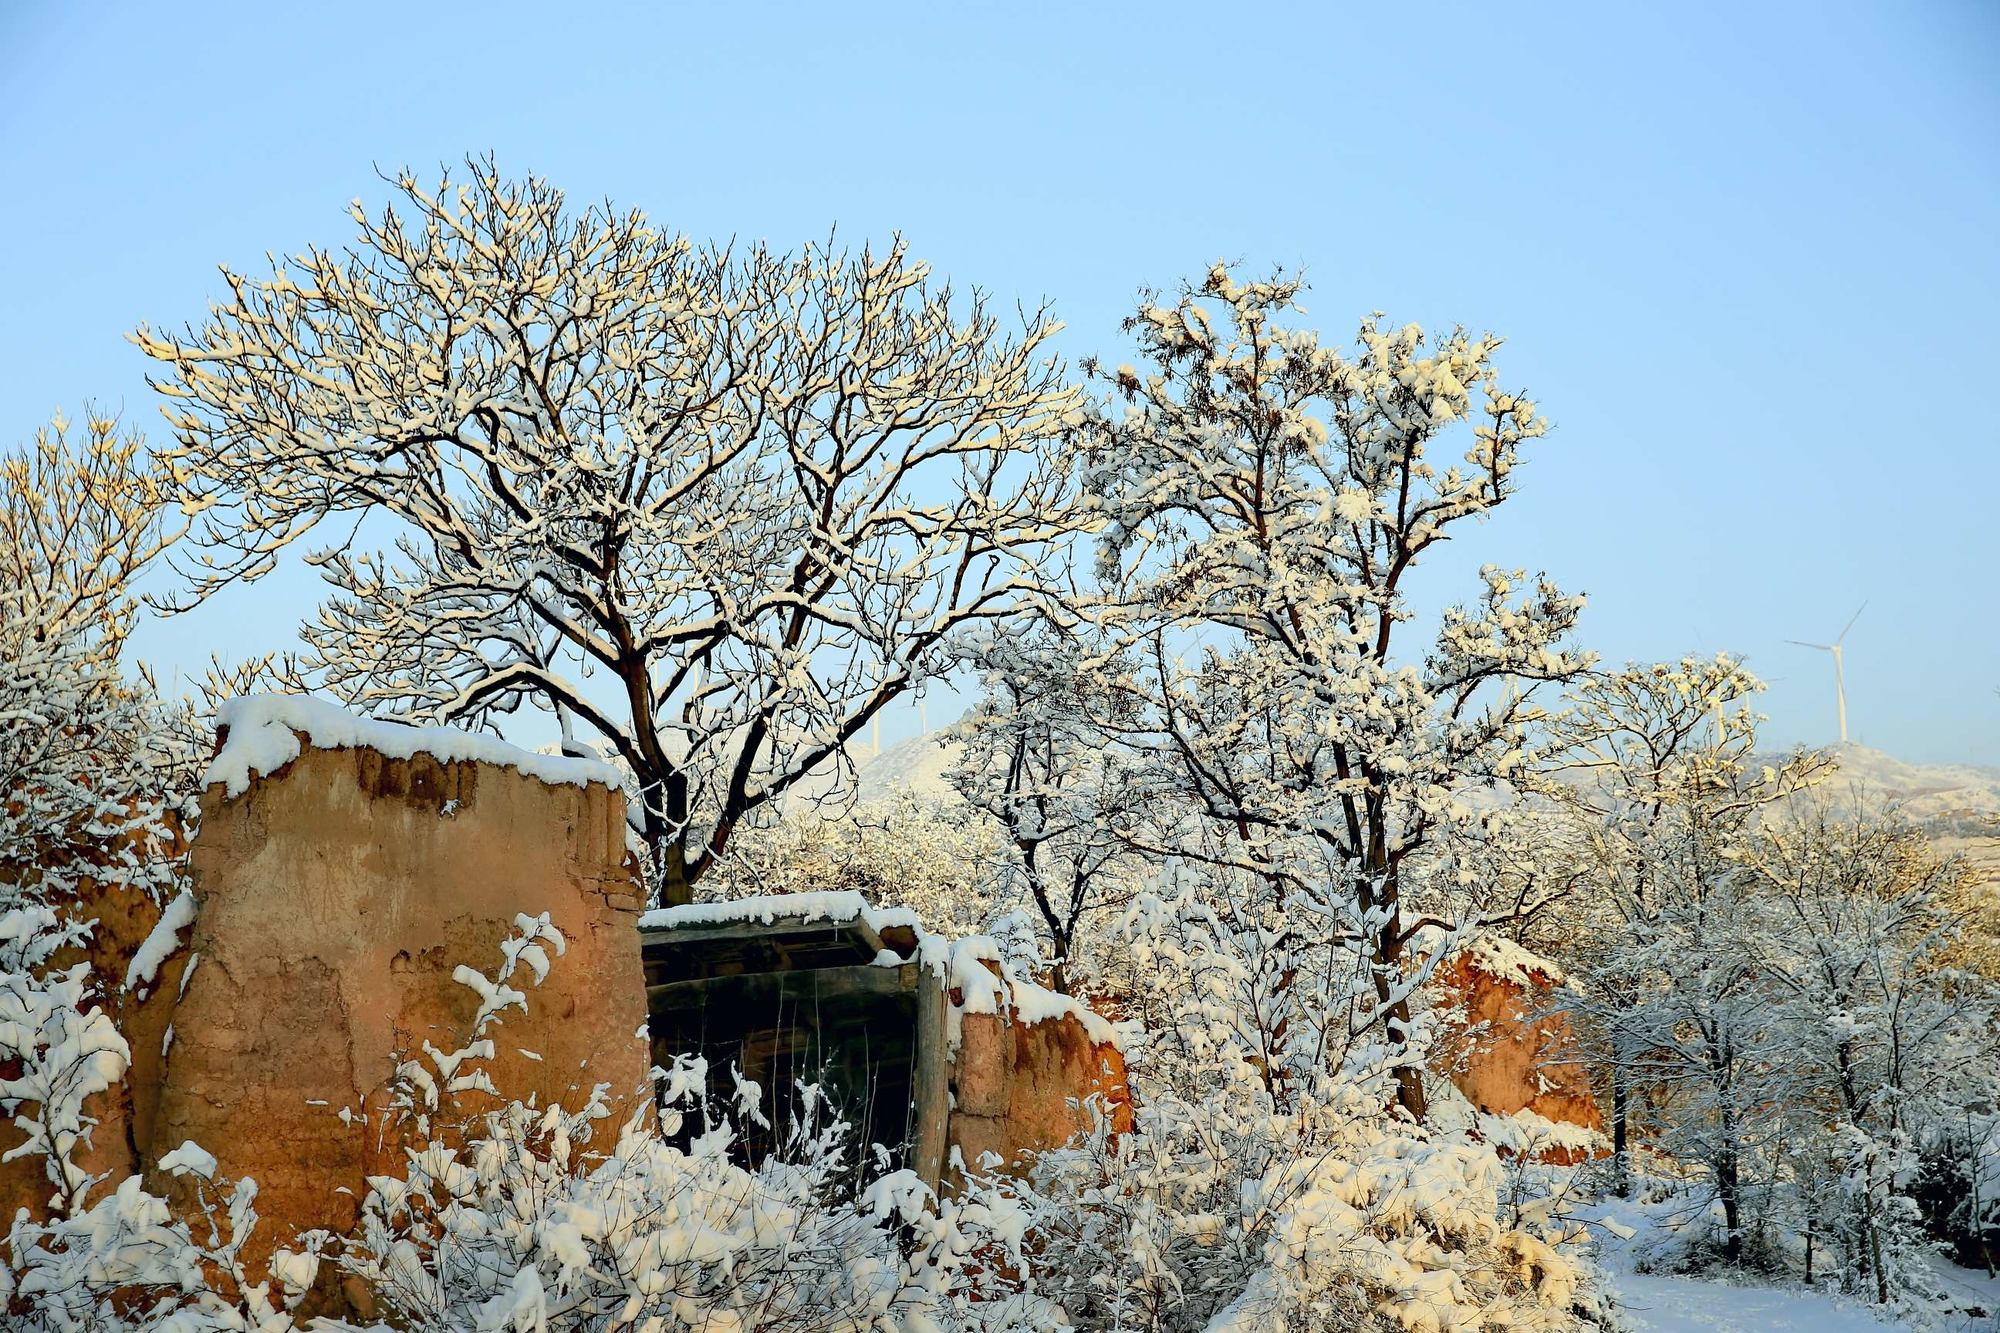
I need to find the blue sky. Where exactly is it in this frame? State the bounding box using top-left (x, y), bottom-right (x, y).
top-left (3, 1), bottom-right (1996, 763)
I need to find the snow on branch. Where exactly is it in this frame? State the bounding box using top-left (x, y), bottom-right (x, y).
top-left (138, 160), bottom-right (1091, 904)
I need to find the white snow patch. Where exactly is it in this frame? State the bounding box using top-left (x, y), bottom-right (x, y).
top-left (125, 889), bottom-right (196, 995)
top-left (639, 889), bottom-right (921, 938)
top-left (157, 1140), bottom-right (217, 1179)
top-left (1459, 933), bottom-right (1568, 988)
top-left (937, 934), bottom-right (1124, 1049)
top-left (204, 695), bottom-right (626, 799)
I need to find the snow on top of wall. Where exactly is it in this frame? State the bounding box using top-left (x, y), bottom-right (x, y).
top-left (204, 695), bottom-right (627, 799)
top-left (1474, 1106), bottom-right (1606, 1158)
top-left (939, 933), bottom-right (1123, 1049)
top-left (637, 889), bottom-right (922, 937)
top-left (640, 891), bottom-right (1125, 1050)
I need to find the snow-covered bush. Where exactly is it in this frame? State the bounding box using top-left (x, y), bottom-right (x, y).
top-left (337, 1061), bottom-right (1055, 1332)
top-left (1007, 882), bottom-right (1612, 1332)
top-left (327, 913), bottom-right (1058, 1332)
top-left (0, 897), bottom-right (299, 1331)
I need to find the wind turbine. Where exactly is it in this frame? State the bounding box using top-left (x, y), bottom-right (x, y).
top-left (1789, 603), bottom-right (1865, 745)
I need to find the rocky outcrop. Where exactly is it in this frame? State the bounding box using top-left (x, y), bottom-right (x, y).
top-left (145, 698), bottom-right (649, 1276)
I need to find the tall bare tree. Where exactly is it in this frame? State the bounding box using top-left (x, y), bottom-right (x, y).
top-left (137, 162), bottom-right (1083, 904)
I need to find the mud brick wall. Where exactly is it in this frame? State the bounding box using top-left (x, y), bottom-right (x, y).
top-left (147, 736), bottom-right (647, 1273)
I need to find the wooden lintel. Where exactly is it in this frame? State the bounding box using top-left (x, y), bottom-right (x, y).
top-left (640, 917), bottom-right (894, 962)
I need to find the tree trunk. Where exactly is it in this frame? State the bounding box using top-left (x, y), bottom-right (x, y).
top-left (1370, 897), bottom-right (1426, 1121)
top-left (1862, 1170), bottom-right (1888, 1304)
top-left (1611, 1067), bottom-right (1631, 1198)
top-left (650, 812), bottom-right (694, 908)
top-left (1362, 822), bottom-right (1426, 1122)
top-left (1718, 1150), bottom-right (1743, 1264)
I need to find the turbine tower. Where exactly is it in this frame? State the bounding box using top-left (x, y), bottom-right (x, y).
top-left (1789, 603), bottom-right (1865, 744)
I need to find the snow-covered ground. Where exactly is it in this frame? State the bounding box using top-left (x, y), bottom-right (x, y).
top-left (1609, 1266), bottom-right (1920, 1332)
top-left (1588, 1198), bottom-right (2000, 1332)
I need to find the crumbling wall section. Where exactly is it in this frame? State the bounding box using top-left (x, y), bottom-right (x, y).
top-left (1431, 945), bottom-right (1604, 1161)
top-left (147, 702), bottom-right (648, 1274)
top-left (0, 815), bottom-right (189, 1221)
top-left (944, 963), bottom-right (1131, 1187)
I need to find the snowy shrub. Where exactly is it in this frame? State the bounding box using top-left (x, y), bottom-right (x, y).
top-left (0, 896), bottom-right (315, 1331)
top-left (320, 913), bottom-right (1056, 1332)
top-left (334, 1063), bottom-right (1056, 1332)
top-left (1007, 885), bottom-right (1612, 1333)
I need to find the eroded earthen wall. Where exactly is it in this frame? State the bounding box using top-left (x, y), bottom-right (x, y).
top-left (0, 817), bottom-right (188, 1221)
top-left (147, 738), bottom-right (648, 1271)
top-left (1432, 951), bottom-right (1604, 1159)
top-left (946, 1002), bottom-right (1132, 1189)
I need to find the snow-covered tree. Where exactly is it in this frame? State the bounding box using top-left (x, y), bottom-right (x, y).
top-left (1543, 655), bottom-right (1805, 1197)
top-left (1079, 265), bottom-right (1590, 1115)
top-left (700, 785), bottom-right (1005, 937)
top-left (944, 619), bottom-right (1147, 994)
top-left (137, 161), bottom-right (1085, 904)
top-left (1548, 657), bottom-right (1824, 1251)
top-left (0, 412), bottom-right (185, 908)
top-left (1747, 800), bottom-right (1997, 1310)
top-left (1005, 875), bottom-right (1612, 1332)
top-left (1542, 657), bottom-right (2000, 1318)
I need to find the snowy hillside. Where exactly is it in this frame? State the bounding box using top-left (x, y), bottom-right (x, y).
top-left (852, 729), bottom-right (964, 803)
top-left (1807, 744), bottom-right (2000, 827)
top-left (772, 725), bottom-right (966, 813)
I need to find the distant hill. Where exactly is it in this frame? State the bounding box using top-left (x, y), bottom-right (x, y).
top-left (852, 730), bottom-right (963, 803)
top-left (846, 735), bottom-right (2000, 819)
top-left (1800, 744), bottom-right (2000, 830)
top-left (1796, 744), bottom-right (2000, 880)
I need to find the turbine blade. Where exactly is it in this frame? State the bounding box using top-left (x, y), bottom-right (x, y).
top-left (1786, 640), bottom-right (1833, 651)
top-left (1835, 601), bottom-right (1867, 645)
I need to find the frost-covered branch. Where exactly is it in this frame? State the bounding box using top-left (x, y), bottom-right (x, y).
top-left (139, 161), bottom-right (1088, 904)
